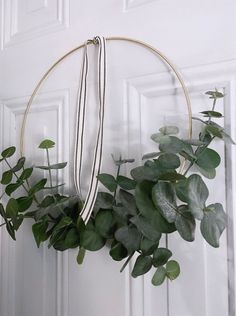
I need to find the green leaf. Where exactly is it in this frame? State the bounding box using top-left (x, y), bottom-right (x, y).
top-left (115, 226), bottom-right (141, 253)
top-left (159, 126), bottom-right (179, 135)
top-left (32, 221), bottom-right (49, 247)
top-left (12, 157), bottom-right (25, 172)
top-left (153, 248), bottom-right (172, 267)
top-left (29, 178), bottom-right (47, 196)
top-left (201, 110), bottom-right (223, 118)
top-left (38, 139), bottom-right (55, 149)
top-left (64, 228), bottom-right (80, 248)
top-left (97, 173), bottom-right (117, 192)
top-left (142, 152), bottom-right (161, 160)
top-left (205, 90), bottom-right (224, 99)
top-left (159, 136), bottom-right (184, 154)
top-left (131, 255), bottom-right (152, 277)
top-left (196, 148), bottom-right (221, 170)
top-left (0, 203), bottom-right (6, 220)
top-left (112, 205), bottom-right (129, 224)
top-left (157, 153), bottom-right (180, 169)
top-left (130, 215), bottom-right (161, 242)
top-left (12, 215), bottom-right (24, 230)
top-left (40, 195), bottom-right (55, 208)
top-left (1, 170), bottom-right (13, 185)
top-left (166, 260), bottom-right (180, 280)
top-left (158, 172), bottom-right (186, 182)
top-left (197, 166), bottom-right (216, 179)
top-left (1, 146), bottom-right (16, 158)
top-left (200, 203), bottom-right (227, 247)
top-left (95, 210), bottom-right (115, 238)
top-left (6, 198), bottom-right (19, 219)
top-left (140, 238), bottom-right (158, 255)
top-left (80, 229), bottom-right (105, 251)
top-left (35, 162), bottom-right (67, 170)
top-left (5, 182), bottom-right (22, 196)
top-left (152, 182), bottom-right (177, 223)
top-left (95, 192), bottom-right (113, 209)
top-left (151, 133), bottom-right (171, 144)
top-left (131, 166), bottom-right (158, 182)
top-left (77, 247), bottom-right (86, 265)
top-left (175, 180), bottom-right (188, 203)
top-left (117, 176), bottom-right (136, 190)
top-left (152, 267), bottom-right (166, 286)
top-left (109, 242), bottom-right (128, 261)
top-left (205, 125), bottom-right (223, 138)
top-left (54, 216), bottom-right (72, 231)
top-left (187, 174), bottom-right (209, 220)
top-left (175, 205), bottom-right (196, 242)
top-left (183, 139), bottom-right (207, 146)
top-left (19, 168), bottom-right (33, 180)
top-left (16, 196), bottom-right (33, 212)
top-left (221, 130), bottom-right (236, 145)
top-left (119, 190), bottom-right (137, 215)
top-left (135, 181), bottom-right (176, 233)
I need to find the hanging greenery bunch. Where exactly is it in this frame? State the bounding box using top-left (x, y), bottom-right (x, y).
top-left (0, 90), bottom-right (234, 286)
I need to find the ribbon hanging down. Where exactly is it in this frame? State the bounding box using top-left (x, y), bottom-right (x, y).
top-left (74, 36), bottom-right (107, 224)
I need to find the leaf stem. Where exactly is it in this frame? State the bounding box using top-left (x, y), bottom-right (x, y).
top-left (120, 251), bottom-right (135, 273)
top-left (113, 164), bottom-right (121, 202)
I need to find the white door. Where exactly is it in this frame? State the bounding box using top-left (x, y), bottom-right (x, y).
top-left (0, 1), bottom-right (236, 316)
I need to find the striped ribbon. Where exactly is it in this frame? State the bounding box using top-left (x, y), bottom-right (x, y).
top-left (74, 36), bottom-right (107, 223)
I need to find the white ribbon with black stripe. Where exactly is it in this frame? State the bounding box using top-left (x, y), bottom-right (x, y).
top-left (74, 36), bottom-right (106, 223)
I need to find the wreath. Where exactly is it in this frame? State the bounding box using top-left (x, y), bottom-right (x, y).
top-left (0, 89), bottom-right (234, 286)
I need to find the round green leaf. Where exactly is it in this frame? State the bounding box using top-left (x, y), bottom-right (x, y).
top-left (109, 242), bottom-right (128, 261)
top-left (130, 215), bottom-right (161, 242)
top-left (117, 176), bottom-right (136, 190)
top-left (1, 170), bottom-right (13, 185)
top-left (159, 126), bottom-right (179, 135)
top-left (81, 230), bottom-right (105, 251)
top-left (95, 210), bottom-right (115, 238)
top-left (17, 196), bottom-right (33, 212)
top-left (175, 205), bottom-right (196, 242)
top-left (97, 173), bottom-right (117, 192)
top-left (140, 237), bottom-right (158, 255)
top-left (1, 146), bottom-right (16, 158)
top-left (153, 248), bottom-right (172, 267)
top-left (38, 139), bottom-right (55, 149)
top-left (157, 153), bottom-right (180, 169)
top-left (152, 182), bottom-right (177, 223)
top-left (159, 136), bottom-right (184, 154)
top-left (131, 255), bottom-right (152, 278)
top-left (152, 266), bottom-right (166, 286)
top-left (196, 148), bottom-right (221, 170)
top-left (166, 260), bottom-right (180, 280)
top-left (200, 203), bottom-right (226, 248)
top-left (6, 198), bottom-right (19, 219)
top-left (115, 226), bottom-right (141, 253)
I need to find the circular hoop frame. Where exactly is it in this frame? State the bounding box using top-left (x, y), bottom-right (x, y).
top-left (20, 36), bottom-right (192, 155)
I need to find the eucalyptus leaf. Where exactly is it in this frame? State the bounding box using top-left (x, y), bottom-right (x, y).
top-left (201, 110), bottom-right (223, 118)
top-left (109, 242), bottom-right (128, 261)
top-left (36, 162), bottom-right (67, 170)
top-left (38, 139), bottom-right (55, 149)
top-left (157, 153), bottom-right (180, 169)
top-left (131, 166), bottom-right (158, 182)
top-left (81, 229), bottom-right (105, 251)
top-left (130, 215), bottom-right (162, 241)
top-left (119, 189), bottom-right (137, 215)
top-left (95, 210), bottom-right (115, 238)
top-left (117, 176), bottom-right (136, 190)
top-left (152, 266), bottom-right (166, 286)
top-left (206, 125), bottom-right (223, 138)
top-left (1, 146), bottom-right (16, 158)
top-left (200, 203), bottom-right (226, 247)
top-left (196, 148), bottom-right (221, 170)
top-left (175, 205), bottom-right (196, 242)
top-left (131, 255), bottom-right (152, 278)
top-left (153, 248), bottom-right (172, 267)
top-left (159, 126), bottom-right (179, 135)
top-left (151, 133), bottom-right (171, 144)
top-left (19, 168), bottom-right (33, 180)
top-left (95, 192), bottom-right (113, 209)
top-left (140, 237), bottom-right (158, 255)
top-left (205, 90), bottom-right (224, 99)
top-left (159, 136), bottom-right (184, 154)
top-left (6, 198), bottom-right (19, 219)
top-left (29, 178), bottom-right (47, 196)
top-left (187, 174), bottom-right (209, 220)
top-left (152, 182), bottom-right (177, 223)
top-left (97, 173), bottom-right (117, 192)
top-left (32, 221), bottom-right (49, 247)
top-left (64, 228), bottom-right (80, 248)
top-left (1, 170), bottom-right (13, 185)
top-left (17, 196), bottom-right (33, 212)
top-left (166, 260), bottom-right (180, 280)
top-left (115, 226), bottom-right (141, 253)
top-left (12, 157), bottom-right (25, 172)
top-left (5, 182), bottom-right (22, 196)
top-left (142, 152), bottom-right (161, 160)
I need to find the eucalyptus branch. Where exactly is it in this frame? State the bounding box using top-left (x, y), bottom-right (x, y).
top-left (120, 252), bottom-right (135, 273)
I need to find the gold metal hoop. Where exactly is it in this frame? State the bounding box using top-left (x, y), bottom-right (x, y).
top-left (20, 36), bottom-right (192, 155)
